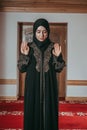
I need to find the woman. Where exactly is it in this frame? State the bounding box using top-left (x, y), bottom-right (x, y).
top-left (18, 18), bottom-right (65, 130)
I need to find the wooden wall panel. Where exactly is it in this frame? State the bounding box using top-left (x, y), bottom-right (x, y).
top-left (0, 79), bottom-right (17, 84)
top-left (0, 0), bottom-right (87, 13)
top-left (67, 80), bottom-right (87, 86)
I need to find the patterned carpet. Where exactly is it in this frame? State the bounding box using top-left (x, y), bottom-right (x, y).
top-left (59, 101), bottom-right (87, 129)
top-left (0, 99), bottom-right (24, 130)
top-left (0, 99), bottom-right (87, 130)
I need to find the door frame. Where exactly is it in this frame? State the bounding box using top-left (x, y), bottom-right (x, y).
top-left (17, 22), bottom-right (67, 99)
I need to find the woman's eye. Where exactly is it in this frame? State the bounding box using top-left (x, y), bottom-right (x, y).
top-left (37, 31), bottom-right (40, 33)
top-left (43, 31), bottom-right (47, 33)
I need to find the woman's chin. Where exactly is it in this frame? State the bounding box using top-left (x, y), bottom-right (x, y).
top-left (39, 39), bottom-right (44, 42)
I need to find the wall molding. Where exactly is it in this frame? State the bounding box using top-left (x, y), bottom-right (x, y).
top-left (0, 0), bottom-right (87, 13)
top-left (67, 80), bottom-right (87, 86)
top-left (0, 96), bottom-right (18, 100)
top-left (0, 79), bottom-right (87, 86)
top-left (66, 97), bottom-right (87, 101)
top-left (0, 79), bottom-right (87, 100)
top-left (66, 80), bottom-right (87, 101)
top-left (0, 79), bottom-right (17, 85)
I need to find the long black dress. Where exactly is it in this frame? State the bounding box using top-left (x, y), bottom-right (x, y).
top-left (18, 42), bottom-right (65, 130)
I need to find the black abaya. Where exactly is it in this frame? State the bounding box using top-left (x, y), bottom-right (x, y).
top-left (18, 42), bottom-right (65, 130)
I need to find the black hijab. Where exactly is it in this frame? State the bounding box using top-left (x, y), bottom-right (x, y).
top-left (33, 18), bottom-right (51, 52)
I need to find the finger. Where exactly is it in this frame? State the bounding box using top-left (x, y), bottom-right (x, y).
top-left (59, 45), bottom-right (62, 52)
top-left (21, 42), bottom-right (25, 50)
top-left (52, 49), bottom-right (54, 54)
top-left (21, 42), bottom-right (26, 53)
top-left (54, 43), bottom-right (59, 47)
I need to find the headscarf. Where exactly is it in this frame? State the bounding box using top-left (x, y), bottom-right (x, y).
top-left (33, 18), bottom-right (51, 52)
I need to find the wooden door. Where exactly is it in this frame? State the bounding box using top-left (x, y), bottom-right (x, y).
top-left (18, 23), bottom-right (67, 99)
top-left (50, 23), bottom-right (67, 99)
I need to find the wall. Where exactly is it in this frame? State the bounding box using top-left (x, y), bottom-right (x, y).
top-left (0, 12), bottom-right (87, 99)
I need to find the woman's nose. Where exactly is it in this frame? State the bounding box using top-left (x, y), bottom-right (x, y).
top-left (40, 32), bottom-right (44, 36)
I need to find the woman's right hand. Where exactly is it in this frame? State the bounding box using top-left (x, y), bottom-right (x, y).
top-left (21, 41), bottom-right (29, 55)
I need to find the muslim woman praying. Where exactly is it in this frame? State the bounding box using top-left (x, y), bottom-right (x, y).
top-left (17, 18), bottom-right (65, 130)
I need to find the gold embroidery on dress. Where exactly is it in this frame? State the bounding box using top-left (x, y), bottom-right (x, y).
top-left (31, 43), bottom-right (53, 72)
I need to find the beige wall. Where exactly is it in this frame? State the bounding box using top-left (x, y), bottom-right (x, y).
top-left (0, 12), bottom-right (87, 99)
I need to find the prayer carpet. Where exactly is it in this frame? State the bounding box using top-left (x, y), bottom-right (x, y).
top-left (0, 98), bottom-right (87, 130)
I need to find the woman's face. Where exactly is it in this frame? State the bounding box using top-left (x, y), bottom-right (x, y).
top-left (35, 26), bottom-right (48, 42)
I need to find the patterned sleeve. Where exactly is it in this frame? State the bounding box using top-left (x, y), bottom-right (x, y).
top-left (52, 53), bottom-right (66, 73)
top-left (17, 53), bottom-right (30, 73)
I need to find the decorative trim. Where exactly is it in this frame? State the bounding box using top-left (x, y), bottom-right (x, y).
top-left (0, 7), bottom-right (87, 13)
top-left (0, 79), bottom-right (17, 85)
top-left (66, 97), bottom-right (87, 101)
top-left (67, 80), bottom-right (87, 86)
top-left (0, 0), bottom-right (87, 13)
top-left (0, 79), bottom-right (87, 86)
top-left (0, 96), bottom-right (18, 100)
top-left (31, 42), bottom-right (53, 72)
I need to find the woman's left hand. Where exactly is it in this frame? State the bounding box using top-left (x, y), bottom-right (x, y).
top-left (52, 43), bottom-right (61, 57)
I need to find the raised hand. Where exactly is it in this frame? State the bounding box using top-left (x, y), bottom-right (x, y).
top-left (52, 43), bottom-right (61, 57)
top-left (21, 41), bottom-right (29, 55)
